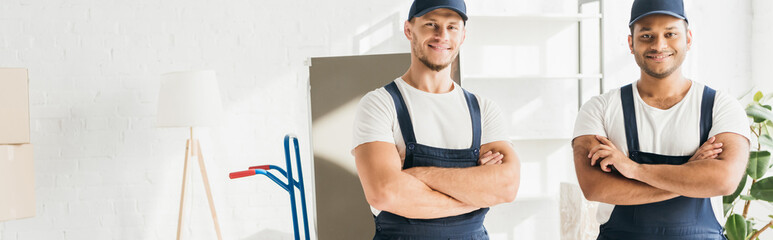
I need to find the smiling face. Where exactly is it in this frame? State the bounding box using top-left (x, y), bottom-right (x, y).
top-left (628, 14), bottom-right (692, 79)
top-left (405, 8), bottom-right (466, 72)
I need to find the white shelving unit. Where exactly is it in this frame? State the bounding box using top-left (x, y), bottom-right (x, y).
top-left (460, 1), bottom-right (604, 239)
top-left (460, 0), bottom-right (603, 158)
top-left (461, 1), bottom-right (604, 109)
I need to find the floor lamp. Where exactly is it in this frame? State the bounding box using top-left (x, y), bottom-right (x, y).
top-left (157, 70), bottom-right (224, 240)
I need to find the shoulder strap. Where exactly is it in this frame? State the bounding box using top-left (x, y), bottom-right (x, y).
top-left (384, 82), bottom-right (417, 144)
top-left (699, 86), bottom-right (716, 144)
top-left (621, 84), bottom-right (640, 152)
top-left (462, 88), bottom-right (482, 150)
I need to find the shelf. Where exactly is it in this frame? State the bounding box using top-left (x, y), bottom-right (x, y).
top-left (464, 74), bottom-right (602, 81)
top-left (510, 136), bottom-right (572, 142)
top-left (469, 14), bottom-right (602, 22)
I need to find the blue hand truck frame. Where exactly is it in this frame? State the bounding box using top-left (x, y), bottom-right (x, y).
top-left (229, 135), bottom-right (310, 240)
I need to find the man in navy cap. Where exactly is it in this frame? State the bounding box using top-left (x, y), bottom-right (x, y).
top-left (352, 0), bottom-right (521, 239)
top-left (572, 0), bottom-right (750, 239)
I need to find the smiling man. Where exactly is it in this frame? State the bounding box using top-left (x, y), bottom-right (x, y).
top-left (572, 0), bottom-right (750, 239)
top-left (351, 0), bottom-right (521, 239)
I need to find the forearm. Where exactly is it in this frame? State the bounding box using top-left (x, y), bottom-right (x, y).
top-left (634, 159), bottom-right (739, 198)
top-left (634, 133), bottom-right (749, 198)
top-left (578, 167), bottom-right (679, 205)
top-left (355, 141), bottom-right (479, 219)
top-left (373, 172), bottom-right (480, 219)
top-left (408, 157), bottom-right (519, 208)
top-left (573, 135), bottom-right (678, 205)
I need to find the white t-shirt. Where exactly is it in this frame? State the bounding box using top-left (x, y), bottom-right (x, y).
top-left (352, 78), bottom-right (510, 216)
top-left (572, 80), bottom-right (750, 225)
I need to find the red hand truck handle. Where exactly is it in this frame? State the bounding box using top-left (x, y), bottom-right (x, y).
top-left (249, 165), bottom-right (271, 170)
top-left (229, 170), bottom-right (256, 179)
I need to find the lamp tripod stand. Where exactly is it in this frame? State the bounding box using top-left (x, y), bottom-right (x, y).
top-left (176, 127), bottom-right (223, 240)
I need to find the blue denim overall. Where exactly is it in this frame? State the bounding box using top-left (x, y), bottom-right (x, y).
top-left (597, 84), bottom-right (725, 240)
top-left (372, 82), bottom-right (489, 240)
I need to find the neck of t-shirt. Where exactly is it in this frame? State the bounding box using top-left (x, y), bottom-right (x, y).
top-left (401, 68), bottom-right (455, 94)
top-left (636, 76), bottom-right (692, 99)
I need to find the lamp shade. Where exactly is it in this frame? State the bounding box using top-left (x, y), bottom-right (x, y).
top-left (156, 70), bottom-right (223, 127)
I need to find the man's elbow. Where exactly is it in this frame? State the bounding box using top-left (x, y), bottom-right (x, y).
top-left (714, 165), bottom-right (745, 196)
top-left (581, 190), bottom-right (601, 202)
top-left (718, 186), bottom-right (735, 196)
top-left (716, 178), bottom-right (740, 196)
top-left (364, 187), bottom-right (397, 212)
top-left (503, 172), bottom-right (520, 202)
top-left (500, 183), bottom-right (518, 203)
top-left (577, 181), bottom-right (602, 202)
top-left (492, 169), bottom-right (520, 205)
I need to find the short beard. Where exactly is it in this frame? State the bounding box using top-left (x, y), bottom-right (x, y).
top-left (634, 50), bottom-right (684, 79)
top-left (642, 64), bottom-right (678, 79)
top-left (419, 56), bottom-right (451, 72)
top-left (412, 40), bottom-right (457, 72)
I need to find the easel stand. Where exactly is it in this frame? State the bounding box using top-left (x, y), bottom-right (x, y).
top-left (176, 127), bottom-right (223, 240)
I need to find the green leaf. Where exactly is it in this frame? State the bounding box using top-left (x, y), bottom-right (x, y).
top-left (761, 134), bottom-right (773, 150)
top-left (754, 91), bottom-right (764, 102)
top-left (747, 230), bottom-right (757, 240)
top-left (724, 203), bottom-right (734, 216)
top-left (725, 175), bottom-right (747, 204)
top-left (747, 220), bottom-right (755, 237)
top-left (764, 122), bottom-right (773, 145)
top-left (748, 151), bottom-right (772, 179)
top-left (748, 151), bottom-right (772, 180)
top-left (740, 195), bottom-right (756, 201)
top-left (748, 104), bottom-right (773, 123)
top-left (751, 177), bottom-right (773, 201)
top-left (746, 219), bottom-right (755, 239)
top-left (725, 214), bottom-right (747, 240)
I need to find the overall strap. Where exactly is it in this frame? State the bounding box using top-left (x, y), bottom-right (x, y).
top-left (384, 82), bottom-right (417, 144)
top-left (699, 86), bottom-right (716, 144)
top-left (621, 84), bottom-right (640, 152)
top-left (462, 88), bottom-right (482, 149)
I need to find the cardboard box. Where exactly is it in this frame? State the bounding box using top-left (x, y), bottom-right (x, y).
top-left (0, 68), bottom-right (31, 144)
top-left (0, 144), bottom-right (35, 221)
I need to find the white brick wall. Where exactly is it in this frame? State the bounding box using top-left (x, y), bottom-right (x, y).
top-left (0, 0), bottom-right (765, 239)
top-left (0, 0), bottom-right (414, 239)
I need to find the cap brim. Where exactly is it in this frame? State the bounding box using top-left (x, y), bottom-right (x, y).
top-left (629, 10), bottom-right (686, 26)
top-left (412, 6), bottom-right (468, 21)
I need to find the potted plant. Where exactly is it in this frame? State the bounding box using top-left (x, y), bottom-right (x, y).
top-left (724, 91), bottom-right (773, 240)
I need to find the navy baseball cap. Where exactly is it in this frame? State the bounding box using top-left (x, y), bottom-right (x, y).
top-left (629, 0), bottom-right (687, 26)
top-left (408, 0), bottom-right (468, 21)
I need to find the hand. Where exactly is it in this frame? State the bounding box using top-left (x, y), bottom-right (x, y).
top-left (478, 151), bottom-right (504, 165)
top-left (689, 136), bottom-right (723, 162)
top-left (588, 135), bottom-right (640, 179)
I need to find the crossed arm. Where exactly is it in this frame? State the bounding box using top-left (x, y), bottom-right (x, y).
top-left (626, 133), bottom-right (748, 198)
top-left (403, 140), bottom-right (521, 208)
top-left (573, 135), bottom-right (679, 205)
top-left (573, 132), bottom-right (749, 205)
top-left (355, 141), bottom-right (478, 219)
top-left (354, 140), bottom-right (520, 219)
